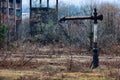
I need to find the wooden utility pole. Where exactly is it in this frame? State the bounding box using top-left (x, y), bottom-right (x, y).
top-left (59, 8), bottom-right (103, 69)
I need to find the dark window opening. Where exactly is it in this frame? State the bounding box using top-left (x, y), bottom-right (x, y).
top-left (9, 0), bottom-right (13, 3)
top-left (2, 2), bottom-right (7, 8)
top-left (2, 0), bottom-right (7, 2)
top-left (2, 8), bottom-right (7, 14)
top-left (16, 0), bottom-right (21, 3)
top-left (9, 8), bottom-right (14, 15)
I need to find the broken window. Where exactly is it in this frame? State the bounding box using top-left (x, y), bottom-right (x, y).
top-left (2, 8), bottom-right (8, 14)
top-left (2, 2), bottom-right (7, 8)
top-left (42, 0), bottom-right (47, 7)
top-left (49, 0), bottom-right (56, 8)
top-left (31, 0), bottom-right (56, 8)
top-left (16, 10), bottom-right (21, 16)
top-left (9, 0), bottom-right (14, 8)
top-left (16, 0), bottom-right (21, 9)
top-left (9, 8), bottom-right (14, 15)
top-left (32, 0), bottom-right (40, 7)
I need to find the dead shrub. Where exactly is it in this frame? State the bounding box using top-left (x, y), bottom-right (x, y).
top-left (66, 60), bottom-right (92, 72)
top-left (0, 76), bottom-right (9, 80)
top-left (17, 75), bottom-right (40, 80)
top-left (107, 70), bottom-right (120, 80)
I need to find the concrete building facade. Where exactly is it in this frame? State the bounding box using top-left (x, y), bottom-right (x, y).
top-left (0, 0), bottom-right (22, 41)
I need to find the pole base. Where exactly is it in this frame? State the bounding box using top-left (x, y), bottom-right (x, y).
top-left (91, 43), bottom-right (99, 69)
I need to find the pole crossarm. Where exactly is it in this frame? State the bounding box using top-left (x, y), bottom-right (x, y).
top-left (59, 16), bottom-right (92, 22)
top-left (59, 15), bottom-right (103, 22)
top-left (59, 8), bottom-right (103, 23)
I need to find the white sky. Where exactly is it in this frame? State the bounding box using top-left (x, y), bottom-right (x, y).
top-left (22, 0), bottom-right (119, 6)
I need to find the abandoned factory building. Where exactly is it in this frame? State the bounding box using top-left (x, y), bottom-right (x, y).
top-left (0, 0), bottom-right (22, 41)
top-left (30, 0), bottom-right (58, 36)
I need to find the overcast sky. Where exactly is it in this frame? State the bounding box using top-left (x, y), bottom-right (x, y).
top-left (22, 0), bottom-right (119, 6)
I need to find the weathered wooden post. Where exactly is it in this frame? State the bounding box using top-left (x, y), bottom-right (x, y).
top-left (59, 8), bottom-right (103, 69)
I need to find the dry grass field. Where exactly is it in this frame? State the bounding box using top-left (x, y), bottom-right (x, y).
top-left (0, 56), bottom-right (119, 80)
top-left (0, 44), bottom-right (120, 80)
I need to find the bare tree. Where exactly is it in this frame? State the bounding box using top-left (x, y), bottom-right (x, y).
top-left (98, 3), bottom-right (120, 48)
